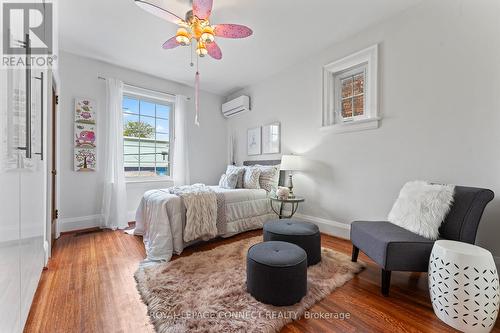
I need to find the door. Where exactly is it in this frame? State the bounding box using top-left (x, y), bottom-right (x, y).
top-left (51, 87), bottom-right (57, 245)
top-left (0, 61), bottom-right (22, 333)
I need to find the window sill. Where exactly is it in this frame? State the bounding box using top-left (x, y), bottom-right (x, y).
top-left (320, 117), bottom-right (380, 134)
top-left (125, 177), bottom-right (173, 185)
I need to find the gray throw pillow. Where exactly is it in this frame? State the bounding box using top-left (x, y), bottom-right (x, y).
top-left (219, 173), bottom-right (238, 189)
top-left (226, 165), bottom-right (245, 188)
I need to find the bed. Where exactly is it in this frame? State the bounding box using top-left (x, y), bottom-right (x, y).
top-left (133, 160), bottom-right (284, 261)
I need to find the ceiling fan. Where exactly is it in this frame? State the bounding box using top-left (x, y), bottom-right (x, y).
top-left (134, 0), bottom-right (253, 125)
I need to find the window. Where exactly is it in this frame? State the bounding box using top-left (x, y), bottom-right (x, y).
top-left (322, 44), bottom-right (379, 133)
top-left (338, 65), bottom-right (366, 120)
top-left (122, 90), bottom-right (174, 178)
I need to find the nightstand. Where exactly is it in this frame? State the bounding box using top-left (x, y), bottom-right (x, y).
top-left (270, 196), bottom-right (305, 219)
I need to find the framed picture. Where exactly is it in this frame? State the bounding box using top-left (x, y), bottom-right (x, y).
top-left (75, 98), bottom-right (96, 124)
top-left (247, 127), bottom-right (261, 156)
top-left (262, 122), bottom-right (280, 154)
top-left (74, 148), bottom-right (96, 172)
top-left (74, 123), bottom-right (96, 148)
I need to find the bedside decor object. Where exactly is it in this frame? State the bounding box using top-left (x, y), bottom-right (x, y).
top-left (74, 98), bottom-right (97, 171)
top-left (270, 196), bottom-right (305, 219)
top-left (264, 220), bottom-right (322, 266)
top-left (247, 127), bottom-right (261, 156)
top-left (280, 154), bottom-right (303, 198)
top-left (247, 241), bottom-right (307, 306)
top-left (262, 122), bottom-right (280, 154)
top-left (429, 240), bottom-right (499, 332)
top-left (276, 187), bottom-right (290, 200)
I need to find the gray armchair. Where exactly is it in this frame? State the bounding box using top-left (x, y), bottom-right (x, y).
top-left (350, 186), bottom-right (494, 296)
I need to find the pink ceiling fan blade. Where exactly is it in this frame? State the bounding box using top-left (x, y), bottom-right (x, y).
top-left (134, 0), bottom-right (184, 24)
top-left (192, 0), bottom-right (213, 20)
top-left (162, 36), bottom-right (180, 49)
top-left (214, 24), bottom-right (253, 38)
top-left (206, 42), bottom-right (222, 60)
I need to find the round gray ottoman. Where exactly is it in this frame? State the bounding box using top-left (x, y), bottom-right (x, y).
top-left (246, 241), bottom-right (307, 306)
top-left (264, 220), bottom-right (322, 266)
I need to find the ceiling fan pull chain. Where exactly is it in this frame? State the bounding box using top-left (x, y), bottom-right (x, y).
top-left (190, 42), bottom-right (194, 67)
top-left (195, 70), bottom-right (200, 127)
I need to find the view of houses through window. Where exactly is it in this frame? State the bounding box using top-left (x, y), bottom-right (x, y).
top-left (122, 94), bottom-right (172, 177)
top-left (340, 69), bottom-right (365, 119)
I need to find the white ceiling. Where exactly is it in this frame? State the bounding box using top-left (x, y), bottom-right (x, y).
top-left (59, 0), bottom-right (421, 95)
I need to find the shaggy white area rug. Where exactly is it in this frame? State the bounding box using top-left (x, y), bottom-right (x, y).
top-left (135, 236), bottom-right (364, 333)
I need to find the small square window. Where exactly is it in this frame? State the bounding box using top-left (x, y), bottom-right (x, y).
top-left (322, 44), bottom-right (379, 133)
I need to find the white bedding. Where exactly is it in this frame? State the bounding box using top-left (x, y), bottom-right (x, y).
top-left (134, 186), bottom-right (273, 261)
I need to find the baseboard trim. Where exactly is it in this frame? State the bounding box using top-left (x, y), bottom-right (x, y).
top-left (58, 214), bottom-right (102, 233)
top-left (294, 213), bottom-right (350, 240)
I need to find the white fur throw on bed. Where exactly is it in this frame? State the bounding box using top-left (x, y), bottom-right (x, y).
top-left (388, 181), bottom-right (455, 240)
top-left (169, 184), bottom-right (218, 242)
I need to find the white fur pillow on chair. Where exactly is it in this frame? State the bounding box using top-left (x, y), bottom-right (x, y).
top-left (388, 181), bottom-right (455, 240)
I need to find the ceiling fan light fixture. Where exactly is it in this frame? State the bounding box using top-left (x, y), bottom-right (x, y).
top-left (196, 41), bottom-right (208, 57)
top-left (175, 27), bottom-right (191, 46)
top-left (200, 26), bottom-right (215, 43)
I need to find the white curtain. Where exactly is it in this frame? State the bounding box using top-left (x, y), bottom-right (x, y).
top-left (101, 78), bottom-right (128, 229)
top-left (172, 95), bottom-right (190, 186)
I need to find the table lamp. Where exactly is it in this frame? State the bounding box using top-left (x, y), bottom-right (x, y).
top-left (280, 154), bottom-right (303, 198)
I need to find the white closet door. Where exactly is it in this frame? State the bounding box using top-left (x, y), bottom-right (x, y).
top-left (0, 68), bottom-right (22, 333)
top-left (19, 68), bottom-right (45, 328)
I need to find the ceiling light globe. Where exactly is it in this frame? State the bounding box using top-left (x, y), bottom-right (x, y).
top-left (196, 42), bottom-right (208, 57)
top-left (175, 28), bottom-right (191, 46)
top-left (201, 26), bottom-right (215, 43)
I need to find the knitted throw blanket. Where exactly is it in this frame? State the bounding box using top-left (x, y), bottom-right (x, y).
top-left (169, 184), bottom-right (226, 242)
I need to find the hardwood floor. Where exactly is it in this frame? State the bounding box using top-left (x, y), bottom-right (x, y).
top-left (25, 229), bottom-right (500, 333)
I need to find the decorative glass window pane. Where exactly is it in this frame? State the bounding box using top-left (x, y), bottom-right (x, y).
top-left (341, 77), bottom-right (353, 99)
top-left (140, 100), bottom-right (155, 118)
top-left (353, 74), bottom-right (364, 95)
top-left (342, 98), bottom-right (353, 118)
top-left (123, 96), bottom-right (139, 115)
top-left (353, 95), bottom-right (364, 116)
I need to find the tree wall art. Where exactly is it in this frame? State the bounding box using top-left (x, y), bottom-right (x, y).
top-left (74, 98), bottom-right (97, 171)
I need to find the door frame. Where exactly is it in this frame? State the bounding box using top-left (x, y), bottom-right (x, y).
top-left (45, 71), bottom-right (60, 259)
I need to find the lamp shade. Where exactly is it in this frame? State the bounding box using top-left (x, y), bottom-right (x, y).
top-left (280, 155), bottom-right (303, 171)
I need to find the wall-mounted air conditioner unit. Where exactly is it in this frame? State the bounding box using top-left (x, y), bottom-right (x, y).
top-left (222, 95), bottom-right (250, 118)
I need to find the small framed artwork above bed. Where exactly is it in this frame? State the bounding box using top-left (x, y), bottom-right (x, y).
top-left (247, 127), bottom-right (261, 156)
top-left (262, 122), bottom-right (280, 154)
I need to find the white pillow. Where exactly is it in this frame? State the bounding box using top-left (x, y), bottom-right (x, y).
top-left (388, 181), bottom-right (455, 240)
top-left (218, 173), bottom-right (238, 189)
top-left (254, 164), bottom-right (280, 192)
top-left (226, 165), bottom-right (245, 188)
top-left (243, 167), bottom-right (261, 189)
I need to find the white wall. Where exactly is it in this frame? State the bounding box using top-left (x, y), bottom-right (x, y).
top-left (58, 51), bottom-right (226, 232)
top-left (227, 0), bottom-right (500, 258)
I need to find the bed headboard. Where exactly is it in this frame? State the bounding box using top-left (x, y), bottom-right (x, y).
top-left (243, 160), bottom-right (285, 186)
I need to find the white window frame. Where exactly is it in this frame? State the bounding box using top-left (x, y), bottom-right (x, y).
top-left (122, 84), bottom-right (175, 183)
top-left (322, 44), bottom-right (379, 133)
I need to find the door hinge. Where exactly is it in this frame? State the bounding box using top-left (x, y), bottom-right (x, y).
top-left (54, 209), bottom-right (59, 219)
top-left (51, 170), bottom-right (57, 175)
top-left (55, 95), bottom-right (59, 105)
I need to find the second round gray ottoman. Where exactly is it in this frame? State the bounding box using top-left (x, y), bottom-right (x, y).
top-left (247, 241), bottom-right (307, 306)
top-left (264, 219), bottom-right (322, 266)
